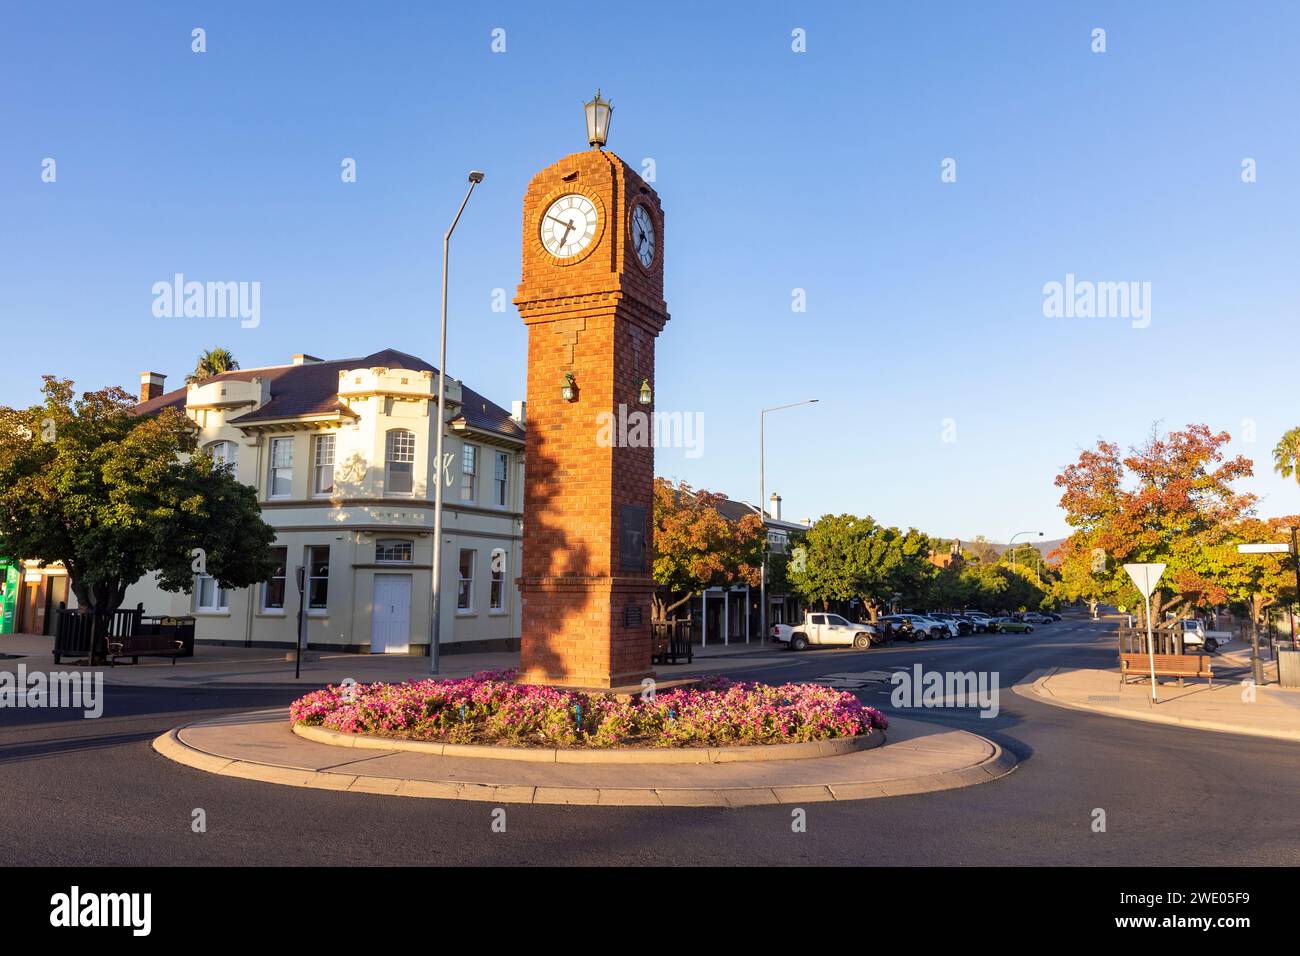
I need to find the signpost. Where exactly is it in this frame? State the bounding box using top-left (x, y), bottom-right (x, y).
top-left (1123, 563), bottom-right (1166, 702)
top-left (294, 565), bottom-right (306, 680)
top-left (1236, 537), bottom-right (1300, 685)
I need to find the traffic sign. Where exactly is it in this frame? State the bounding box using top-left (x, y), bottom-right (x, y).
top-left (1237, 543), bottom-right (1292, 554)
top-left (1123, 563), bottom-right (1166, 599)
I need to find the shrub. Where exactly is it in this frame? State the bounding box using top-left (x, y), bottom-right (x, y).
top-left (289, 670), bottom-right (887, 749)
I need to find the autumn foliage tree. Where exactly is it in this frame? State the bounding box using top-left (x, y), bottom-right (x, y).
top-left (1054, 424), bottom-right (1257, 624)
top-left (651, 479), bottom-right (764, 621)
top-left (0, 377), bottom-right (278, 618)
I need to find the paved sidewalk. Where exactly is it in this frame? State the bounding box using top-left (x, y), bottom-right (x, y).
top-left (153, 709), bottom-right (1017, 806)
top-left (1015, 664), bottom-right (1300, 743)
top-left (0, 632), bottom-right (794, 690)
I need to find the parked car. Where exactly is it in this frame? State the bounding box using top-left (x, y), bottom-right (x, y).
top-left (962, 612), bottom-right (993, 632)
top-left (928, 613), bottom-right (973, 636)
top-left (881, 613), bottom-right (949, 640)
top-left (990, 617), bottom-right (1034, 634)
top-left (771, 612), bottom-right (878, 651)
top-left (1022, 612), bottom-right (1053, 625)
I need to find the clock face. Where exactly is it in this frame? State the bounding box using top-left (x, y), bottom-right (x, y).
top-left (540, 194), bottom-right (599, 258)
top-left (630, 204), bottom-right (656, 268)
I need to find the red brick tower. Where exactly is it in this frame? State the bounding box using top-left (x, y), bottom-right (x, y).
top-left (515, 146), bottom-right (668, 688)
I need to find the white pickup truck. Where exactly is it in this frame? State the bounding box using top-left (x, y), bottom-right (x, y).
top-left (1178, 619), bottom-right (1232, 653)
top-left (771, 613), bottom-right (878, 651)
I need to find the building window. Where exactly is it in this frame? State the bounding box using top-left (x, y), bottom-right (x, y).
top-left (307, 545), bottom-right (330, 610)
top-left (207, 440), bottom-right (239, 473)
top-left (457, 549), bottom-right (475, 611)
top-left (312, 435), bottom-right (335, 496)
top-left (375, 539), bottom-right (413, 564)
top-left (386, 429), bottom-right (415, 496)
top-left (195, 574), bottom-right (228, 611)
top-left (263, 546), bottom-right (288, 610)
top-left (494, 451), bottom-right (509, 507)
top-left (460, 443), bottom-right (478, 502)
top-left (268, 437), bottom-right (294, 498)
top-left (490, 550), bottom-right (505, 611)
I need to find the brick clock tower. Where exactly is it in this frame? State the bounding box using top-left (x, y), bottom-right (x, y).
top-left (515, 97), bottom-right (668, 689)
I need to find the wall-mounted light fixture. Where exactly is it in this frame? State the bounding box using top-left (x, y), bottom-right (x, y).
top-left (638, 378), bottom-right (653, 405)
top-left (561, 372), bottom-right (578, 402)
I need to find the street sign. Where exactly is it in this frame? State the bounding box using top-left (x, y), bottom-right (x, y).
top-left (1237, 543), bottom-right (1292, 554)
top-left (1123, 563), bottom-right (1166, 599)
top-left (1122, 563), bottom-right (1166, 703)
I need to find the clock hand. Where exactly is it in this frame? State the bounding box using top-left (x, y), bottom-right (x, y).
top-left (554, 218), bottom-right (575, 250)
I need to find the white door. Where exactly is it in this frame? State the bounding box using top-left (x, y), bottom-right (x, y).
top-left (370, 574), bottom-right (411, 654)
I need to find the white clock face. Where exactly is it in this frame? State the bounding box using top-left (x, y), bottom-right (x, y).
top-left (630, 204), bottom-right (656, 268)
top-left (540, 194), bottom-right (599, 258)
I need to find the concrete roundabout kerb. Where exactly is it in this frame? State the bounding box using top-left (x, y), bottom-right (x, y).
top-left (153, 708), bottom-right (1020, 807)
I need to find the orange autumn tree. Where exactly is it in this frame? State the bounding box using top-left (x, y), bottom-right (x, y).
top-left (651, 479), bottom-right (764, 621)
top-left (1054, 423), bottom-right (1257, 624)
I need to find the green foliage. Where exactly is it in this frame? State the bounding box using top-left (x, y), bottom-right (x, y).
top-left (787, 514), bottom-right (932, 617)
top-left (185, 347), bottom-right (240, 385)
top-left (0, 377), bottom-right (278, 613)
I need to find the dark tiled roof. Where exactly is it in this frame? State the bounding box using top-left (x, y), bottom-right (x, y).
top-left (135, 348), bottom-right (523, 439)
top-left (454, 384), bottom-right (525, 440)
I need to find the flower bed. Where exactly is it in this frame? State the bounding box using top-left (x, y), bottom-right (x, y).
top-left (289, 671), bottom-right (888, 749)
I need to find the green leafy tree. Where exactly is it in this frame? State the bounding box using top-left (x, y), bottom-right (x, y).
top-left (1273, 426), bottom-right (1300, 489)
top-left (185, 347), bottom-right (240, 385)
top-left (0, 377), bottom-right (278, 618)
top-left (788, 515), bottom-right (932, 620)
top-left (651, 479), bottom-right (764, 620)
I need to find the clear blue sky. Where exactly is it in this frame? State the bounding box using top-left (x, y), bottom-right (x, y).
top-left (3, 1), bottom-right (1298, 541)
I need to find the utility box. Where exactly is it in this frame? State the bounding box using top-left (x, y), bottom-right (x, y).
top-left (1278, 647), bottom-right (1300, 689)
top-left (0, 558), bottom-right (18, 635)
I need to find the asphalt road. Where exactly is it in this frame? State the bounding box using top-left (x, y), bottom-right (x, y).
top-left (2, 615), bottom-right (1297, 866)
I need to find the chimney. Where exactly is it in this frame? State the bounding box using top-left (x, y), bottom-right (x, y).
top-left (511, 400), bottom-right (526, 425)
top-left (139, 371), bottom-right (166, 403)
top-left (769, 493), bottom-right (782, 521)
top-left (292, 353), bottom-right (323, 366)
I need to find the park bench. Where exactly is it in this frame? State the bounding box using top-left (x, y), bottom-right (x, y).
top-left (1119, 652), bottom-right (1213, 688)
top-left (106, 633), bottom-right (186, 666)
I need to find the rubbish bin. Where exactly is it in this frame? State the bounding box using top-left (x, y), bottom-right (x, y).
top-left (1279, 646), bottom-right (1300, 689)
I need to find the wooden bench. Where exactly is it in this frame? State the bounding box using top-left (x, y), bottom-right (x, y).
top-left (106, 633), bottom-right (186, 666)
top-left (1119, 652), bottom-right (1213, 688)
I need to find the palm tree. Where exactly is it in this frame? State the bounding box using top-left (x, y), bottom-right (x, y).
top-left (186, 347), bottom-right (240, 385)
top-left (1272, 426), bottom-right (1300, 488)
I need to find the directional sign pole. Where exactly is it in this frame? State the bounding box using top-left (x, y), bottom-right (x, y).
top-left (1124, 563), bottom-right (1166, 703)
top-left (294, 565), bottom-right (306, 681)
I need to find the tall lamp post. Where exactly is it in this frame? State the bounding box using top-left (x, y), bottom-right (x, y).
top-left (1007, 530), bottom-right (1043, 571)
top-left (759, 399), bottom-right (818, 644)
top-left (430, 170), bottom-right (484, 675)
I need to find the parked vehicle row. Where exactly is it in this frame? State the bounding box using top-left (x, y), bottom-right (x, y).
top-left (772, 608), bottom-right (1064, 650)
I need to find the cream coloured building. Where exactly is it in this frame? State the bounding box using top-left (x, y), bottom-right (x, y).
top-left (124, 348), bottom-right (525, 654)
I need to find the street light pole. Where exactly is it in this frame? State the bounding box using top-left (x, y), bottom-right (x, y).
top-left (759, 399), bottom-right (818, 646)
top-left (1291, 525), bottom-right (1300, 650)
top-left (430, 171), bottom-right (484, 675)
top-left (1007, 530), bottom-right (1043, 571)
